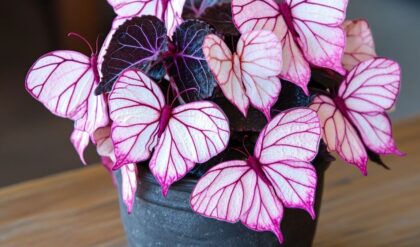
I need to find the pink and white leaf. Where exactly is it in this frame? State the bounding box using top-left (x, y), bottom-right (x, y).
top-left (93, 127), bottom-right (138, 209)
top-left (342, 19), bottom-right (376, 71)
top-left (191, 108), bottom-right (322, 243)
top-left (151, 101), bottom-right (230, 195)
top-left (340, 58), bottom-right (401, 113)
top-left (70, 129), bottom-right (90, 165)
top-left (310, 95), bottom-right (368, 174)
top-left (203, 30), bottom-right (282, 119)
top-left (254, 108), bottom-right (321, 164)
top-left (237, 30), bottom-right (282, 119)
top-left (26, 51), bottom-right (95, 119)
top-left (203, 34), bottom-right (249, 116)
top-left (348, 111), bottom-right (402, 156)
top-left (290, 0), bottom-right (348, 74)
top-left (232, 0), bottom-right (310, 93)
top-left (232, 0), bottom-right (349, 90)
top-left (26, 50), bottom-right (109, 164)
top-left (191, 160), bottom-right (284, 243)
top-left (240, 176), bottom-right (284, 243)
top-left (108, 69), bottom-right (164, 168)
top-left (165, 0), bottom-right (186, 37)
top-left (121, 163), bottom-right (138, 213)
top-left (262, 160), bottom-right (316, 218)
top-left (340, 58), bottom-right (401, 155)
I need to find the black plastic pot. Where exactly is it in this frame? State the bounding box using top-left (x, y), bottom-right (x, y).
top-left (115, 155), bottom-right (331, 247)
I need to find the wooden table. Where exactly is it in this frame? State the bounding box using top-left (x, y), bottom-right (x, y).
top-left (1, 117), bottom-right (419, 247)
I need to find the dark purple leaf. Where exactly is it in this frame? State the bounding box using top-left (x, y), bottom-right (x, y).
top-left (273, 81), bottom-right (313, 111)
top-left (200, 3), bottom-right (239, 36)
top-left (165, 20), bottom-right (217, 102)
top-left (367, 149), bottom-right (390, 170)
top-left (96, 16), bottom-right (168, 94)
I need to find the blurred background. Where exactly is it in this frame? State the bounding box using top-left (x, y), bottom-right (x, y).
top-left (1, 0), bottom-right (419, 186)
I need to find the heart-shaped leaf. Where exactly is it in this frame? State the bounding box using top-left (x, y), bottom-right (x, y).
top-left (96, 16), bottom-right (168, 94)
top-left (164, 20), bottom-right (217, 102)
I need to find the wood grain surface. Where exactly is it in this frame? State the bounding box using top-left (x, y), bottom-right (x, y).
top-left (1, 117), bottom-right (419, 247)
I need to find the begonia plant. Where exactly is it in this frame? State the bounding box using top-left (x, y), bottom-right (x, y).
top-left (25, 0), bottom-right (402, 244)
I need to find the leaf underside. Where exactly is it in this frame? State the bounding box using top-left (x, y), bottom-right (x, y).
top-left (96, 16), bottom-right (168, 94)
top-left (165, 20), bottom-right (217, 102)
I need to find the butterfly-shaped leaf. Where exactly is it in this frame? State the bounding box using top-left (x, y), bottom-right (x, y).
top-left (164, 20), bottom-right (218, 102)
top-left (204, 30), bottom-right (282, 119)
top-left (26, 50), bottom-right (109, 164)
top-left (343, 19), bottom-right (376, 71)
top-left (232, 0), bottom-right (348, 94)
top-left (108, 69), bottom-right (230, 195)
top-left (191, 108), bottom-right (321, 244)
top-left (96, 16), bottom-right (169, 94)
top-left (310, 58), bottom-right (402, 174)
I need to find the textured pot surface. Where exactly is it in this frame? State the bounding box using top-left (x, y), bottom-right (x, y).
top-left (115, 158), bottom-right (330, 247)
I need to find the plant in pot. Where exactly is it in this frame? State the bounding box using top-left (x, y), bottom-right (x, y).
top-left (25, 0), bottom-right (403, 246)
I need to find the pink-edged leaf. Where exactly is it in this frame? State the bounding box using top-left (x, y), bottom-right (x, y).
top-left (232, 0), bottom-right (349, 90)
top-left (240, 175), bottom-right (284, 243)
top-left (203, 30), bottom-right (282, 119)
top-left (70, 129), bottom-right (90, 165)
top-left (149, 129), bottom-right (196, 196)
top-left (191, 161), bottom-right (256, 222)
top-left (203, 33), bottom-right (249, 116)
top-left (340, 58), bottom-right (401, 155)
top-left (340, 58), bottom-right (401, 113)
top-left (151, 101), bottom-right (230, 195)
top-left (191, 160), bottom-right (284, 243)
top-left (348, 111), bottom-right (402, 156)
top-left (262, 160), bottom-right (317, 218)
top-left (96, 16), bottom-right (168, 94)
top-left (94, 127), bottom-right (117, 184)
top-left (164, 0), bottom-right (186, 37)
top-left (254, 108), bottom-right (321, 164)
top-left (342, 19), bottom-right (376, 71)
top-left (289, 0), bottom-right (348, 74)
top-left (121, 163), bottom-right (138, 213)
top-left (232, 0), bottom-right (310, 93)
top-left (93, 126), bottom-right (115, 160)
top-left (310, 95), bottom-right (368, 174)
top-left (108, 69), bottom-right (164, 168)
top-left (237, 30), bottom-right (282, 119)
top-left (26, 50), bottom-right (109, 164)
top-left (251, 108), bottom-right (320, 216)
top-left (26, 51), bottom-right (95, 119)
top-left (164, 20), bottom-right (218, 102)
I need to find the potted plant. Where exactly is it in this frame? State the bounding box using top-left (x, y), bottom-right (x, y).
top-left (25, 0), bottom-right (402, 246)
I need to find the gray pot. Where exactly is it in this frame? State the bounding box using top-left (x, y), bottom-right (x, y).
top-left (115, 157), bottom-right (330, 247)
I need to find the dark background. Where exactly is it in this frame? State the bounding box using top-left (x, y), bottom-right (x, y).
top-left (1, 0), bottom-right (419, 186)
